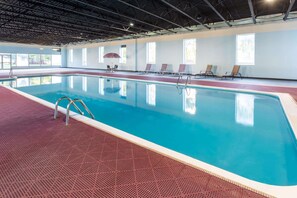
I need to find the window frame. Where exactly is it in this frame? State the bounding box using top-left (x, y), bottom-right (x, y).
top-left (119, 46), bottom-right (127, 64)
top-left (146, 42), bottom-right (156, 64)
top-left (236, 33), bottom-right (255, 66)
top-left (183, 39), bottom-right (196, 64)
top-left (98, 46), bottom-right (104, 63)
top-left (82, 48), bottom-right (87, 66)
top-left (69, 49), bottom-right (73, 63)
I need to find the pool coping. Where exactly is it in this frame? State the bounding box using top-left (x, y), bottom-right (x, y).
top-left (3, 74), bottom-right (297, 198)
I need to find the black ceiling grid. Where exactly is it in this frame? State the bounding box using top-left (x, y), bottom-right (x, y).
top-left (0, 0), bottom-right (296, 46)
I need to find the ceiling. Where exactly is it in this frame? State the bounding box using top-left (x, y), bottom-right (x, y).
top-left (0, 0), bottom-right (296, 46)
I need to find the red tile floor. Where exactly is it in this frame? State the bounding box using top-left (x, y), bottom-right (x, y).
top-left (0, 71), bottom-right (283, 198)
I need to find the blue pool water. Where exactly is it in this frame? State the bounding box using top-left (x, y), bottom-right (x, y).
top-left (4, 75), bottom-right (297, 186)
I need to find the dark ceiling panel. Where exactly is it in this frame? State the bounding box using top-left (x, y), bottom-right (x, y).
top-left (0, 0), bottom-right (296, 45)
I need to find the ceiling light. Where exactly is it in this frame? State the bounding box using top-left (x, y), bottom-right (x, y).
top-left (265, 0), bottom-right (274, 3)
top-left (52, 48), bottom-right (60, 51)
top-left (129, 22), bottom-right (134, 27)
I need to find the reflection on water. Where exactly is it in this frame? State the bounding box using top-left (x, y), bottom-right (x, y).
top-left (69, 76), bottom-right (73, 89)
top-left (104, 79), bottom-right (120, 94)
top-left (82, 77), bottom-right (87, 92)
top-left (2, 76), bottom-right (62, 88)
top-left (119, 81), bottom-right (127, 98)
top-left (146, 84), bottom-right (156, 106)
top-left (235, 93), bottom-right (254, 126)
top-left (17, 78), bottom-right (29, 87)
top-left (98, 78), bottom-right (104, 95)
top-left (183, 88), bottom-right (196, 115)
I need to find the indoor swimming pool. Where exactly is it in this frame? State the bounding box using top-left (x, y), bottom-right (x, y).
top-left (3, 74), bottom-right (297, 186)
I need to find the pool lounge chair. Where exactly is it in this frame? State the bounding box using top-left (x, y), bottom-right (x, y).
top-left (106, 65), bottom-right (112, 72)
top-left (196, 64), bottom-right (214, 77)
top-left (218, 65), bottom-right (242, 79)
top-left (173, 64), bottom-right (187, 76)
top-left (158, 64), bottom-right (169, 75)
top-left (140, 64), bottom-right (152, 74)
top-left (112, 65), bottom-right (118, 72)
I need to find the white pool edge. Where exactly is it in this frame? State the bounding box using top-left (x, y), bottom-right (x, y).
top-left (3, 76), bottom-right (297, 198)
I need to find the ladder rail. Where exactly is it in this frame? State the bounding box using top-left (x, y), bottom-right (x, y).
top-left (54, 96), bottom-right (83, 119)
top-left (177, 74), bottom-right (191, 86)
top-left (66, 99), bottom-right (95, 125)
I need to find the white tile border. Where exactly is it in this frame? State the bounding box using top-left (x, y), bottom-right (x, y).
top-left (2, 74), bottom-right (297, 198)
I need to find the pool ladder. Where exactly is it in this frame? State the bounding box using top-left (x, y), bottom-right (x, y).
top-left (177, 74), bottom-right (191, 86)
top-left (54, 96), bottom-right (95, 126)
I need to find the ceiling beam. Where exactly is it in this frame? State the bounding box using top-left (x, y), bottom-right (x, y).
top-left (20, 1), bottom-right (141, 34)
top-left (247, 0), bottom-right (256, 24)
top-left (117, 0), bottom-right (192, 31)
top-left (70, 0), bottom-right (175, 33)
top-left (202, 0), bottom-right (232, 27)
top-left (1, 8), bottom-right (125, 37)
top-left (28, 0), bottom-right (150, 33)
top-left (159, 0), bottom-right (210, 29)
top-left (284, 0), bottom-right (296, 21)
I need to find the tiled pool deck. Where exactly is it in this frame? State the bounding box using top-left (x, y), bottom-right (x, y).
top-left (2, 69), bottom-right (294, 197)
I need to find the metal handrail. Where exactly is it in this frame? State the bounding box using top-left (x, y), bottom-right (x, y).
top-left (66, 98), bottom-right (95, 125)
top-left (54, 96), bottom-right (83, 119)
top-left (185, 75), bottom-right (191, 86)
top-left (177, 74), bottom-right (191, 86)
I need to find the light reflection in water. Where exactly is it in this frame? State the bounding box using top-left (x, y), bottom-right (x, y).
top-left (119, 81), bottom-right (127, 98)
top-left (235, 93), bottom-right (254, 126)
top-left (146, 84), bottom-right (156, 106)
top-left (98, 78), bottom-right (105, 95)
top-left (82, 77), bottom-right (87, 92)
top-left (69, 76), bottom-right (73, 89)
top-left (183, 88), bottom-right (196, 115)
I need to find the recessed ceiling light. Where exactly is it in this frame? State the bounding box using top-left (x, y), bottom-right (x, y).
top-left (266, 0), bottom-right (274, 3)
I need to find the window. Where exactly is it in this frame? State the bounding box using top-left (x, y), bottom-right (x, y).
top-left (29, 54), bottom-right (41, 66)
top-left (69, 49), bottom-right (73, 63)
top-left (11, 54), bottom-right (16, 67)
top-left (52, 55), bottom-right (62, 66)
top-left (183, 88), bottom-right (197, 115)
top-left (146, 84), bottom-right (156, 106)
top-left (98, 46), bottom-right (104, 63)
top-left (119, 45), bottom-right (127, 64)
top-left (17, 54), bottom-right (28, 67)
top-left (82, 48), bottom-right (87, 66)
top-left (41, 55), bottom-right (51, 66)
top-left (236, 33), bottom-right (255, 65)
top-left (146, 42), bottom-right (156, 64)
top-left (2, 54), bottom-right (11, 69)
top-left (183, 39), bottom-right (196, 64)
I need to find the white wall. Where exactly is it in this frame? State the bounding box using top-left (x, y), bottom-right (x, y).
top-left (68, 42), bottom-right (137, 71)
top-left (67, 20), bottom-right (297, 80)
